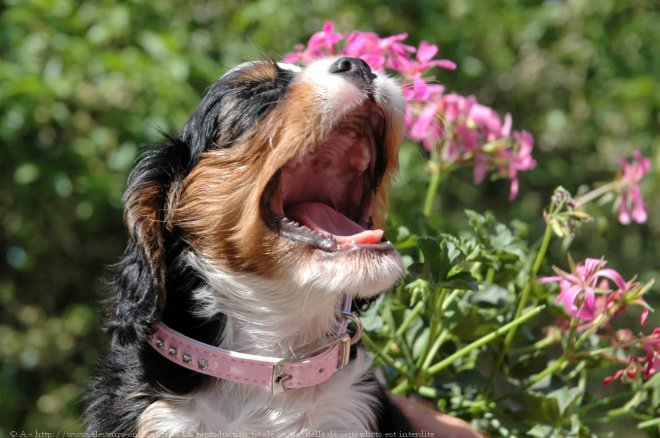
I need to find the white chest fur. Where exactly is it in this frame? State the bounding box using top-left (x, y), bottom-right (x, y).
top-left (137, 351), bottom-right (379, 435)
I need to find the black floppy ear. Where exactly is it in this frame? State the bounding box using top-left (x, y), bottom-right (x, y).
top-left (106, 138), bottom-right (189, 345)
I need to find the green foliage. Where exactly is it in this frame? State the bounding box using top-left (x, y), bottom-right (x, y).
top-left (1, 0), bottom-right (659, 436)
top-left (377, 206), bottom-right (658, 436)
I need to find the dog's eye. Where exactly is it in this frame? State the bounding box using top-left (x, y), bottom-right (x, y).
top-left (188, 63), bottom-right (295, 151)
top-left (254, 91), bottom-right (282, 118)
top-left (241, 79), bottom-right (289, 118)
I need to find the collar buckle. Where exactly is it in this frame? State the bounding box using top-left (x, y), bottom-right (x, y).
top-left (271, 312), bottom-right (362, 395)
top-left (271, 333), bottom-right (353, 395)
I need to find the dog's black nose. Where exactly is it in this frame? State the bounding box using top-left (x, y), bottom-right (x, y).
top-left (329, 57), bottom-right (377, 87)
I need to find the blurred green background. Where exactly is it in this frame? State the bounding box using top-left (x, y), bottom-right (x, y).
top-left (1, 0), bottom-right (658, 433)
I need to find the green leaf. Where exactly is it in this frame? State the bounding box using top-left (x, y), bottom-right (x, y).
top-left (450, 306), bottom-right (500, 340)
top-left (511, 390), bottom-right (561, 424)
top-left (437, 271), bottom-right (478, 291)
top-left (527, 424), bottom-right (558, 438)
top-left (548, 387), bottom-right (582, 416)
top-left (403, 308), bottom-right (424, 350)
top-left (412, 327), bottom-right (430, 360)
top-left (360, 296), bottom-right (384, 331)
top-left (404, 278), bottom-right (431, 306)
top-left (470, 284), bottom-right (513, 306)
top-left (418, 237), bottom-right (452, 284)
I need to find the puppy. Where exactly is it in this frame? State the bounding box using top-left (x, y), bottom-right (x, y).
top-left (85, 57), bottom-right (412, 435)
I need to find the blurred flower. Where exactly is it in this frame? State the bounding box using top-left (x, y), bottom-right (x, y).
top-left (393, 41), bottom-right (457, 78)
top-left (284, 21), bottom-right (535, 200)
top-left (597, 286), bottom-right (652, 327)
top-left (616, 150), bottom-right (650, 225)
top-left (346, 31), bottom-right (415, 70)
top-left (610, 328), bottom-right (635, 348)
top-left (403, 77), bottom-right (445, 101)
top-left (643, 328), bottom-right (660, 378)
top-left (408, 101), bottom-right (442, 151)
top-left (545, 186), bottom-right (594, 239)
top-left (604, 328), bottom-right (660, 385)
top-left (539, 258), bottom-right (627, 321)
top-left (500, 130), bottom-right (536, 200)
top-left (603, 358), bottom-right (641, 386)
top-left (283, 21), bottom-right (343, 63)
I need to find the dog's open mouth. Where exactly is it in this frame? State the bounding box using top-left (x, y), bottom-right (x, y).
top-left (264, 103), bottom-right (393, 252)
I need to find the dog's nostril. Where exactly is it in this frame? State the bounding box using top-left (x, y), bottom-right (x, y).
top-left (329, 57), bottom-right (376, 86)
top-left (331, 58), bottom-right (354, 74)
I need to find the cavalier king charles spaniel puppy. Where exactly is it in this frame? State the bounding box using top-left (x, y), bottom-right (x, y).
top-left (85, 56), bottom-right (412, 435)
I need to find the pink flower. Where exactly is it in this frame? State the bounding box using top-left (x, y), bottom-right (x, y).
top-left (343, 31), bottom-right (387, 69)
top-left (539, 258), bottom-right (627, 321)
top-left (604, 328), bottom-right (660, 385)
top-left (640, 306), bottom-right (650, 326)
top-left (284, 22), bottom-right (536, 201)
top-left (343, 31), bottom-right (380, 56)
top-left (616, 150), bottom-right (650, 225)
top-left (283, 21), bottom-right (344, 64)
top-left (409, 101), bottom-right (442, 150)
top-left (393, 41), bottom-right (457, 78)
top-left (308, 21), bottom-right (343, 55)
top-left (403, 77), bottom-right (445, 102)
top-left (603, 358), bottom-right (640, 386)
top-left (502, 131), bottom-right (536, 200)
top-left (643, 328), bottom-right (660, 379)
top-left (610, 328), bottom-right (635, 348)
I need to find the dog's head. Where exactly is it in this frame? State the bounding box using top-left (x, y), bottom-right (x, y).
top-left (113, 57), bottom-right (405, 342)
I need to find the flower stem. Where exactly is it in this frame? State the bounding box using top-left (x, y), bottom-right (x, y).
top-left (416, 286), bottom-right (449, 369)
top-left (574, 180), bottom-right (625, 206)
top-left (638, 417), bottom-right (660, 430)
top-left (565, 316), bottom-right (579, 354)
top-left (423, 166), bottom-right (442, 217)
top-left (576, 391), bottom-right (634, 415)
top-left (378, 300), bottom-right (425, 358)
top-left (421, 330), bottom-right (449, 370)
top-left (391, 378), bottom-right (411, 394)
top-left (391, 306), bottom-right (544, 396)
top-left (496, 288), bottom-right (647, 403)
top-left (508, 334), bottom-right (557, 355)
top-left (425, 305), bottom-right (545, 377)
top-left (361, 331), bottom-right (412, 379)
top-left (523, 357), bottom-right (568, 390)
top-left (395, 300), bottom-right (425, 338)
top-left (484, 223), bottom-right (554, 393)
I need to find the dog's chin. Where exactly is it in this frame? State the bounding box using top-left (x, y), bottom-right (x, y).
top-left (276, 244), bottom-right (405, 298)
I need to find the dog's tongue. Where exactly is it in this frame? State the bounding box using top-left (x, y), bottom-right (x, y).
top-left (286, 202), bottom-right (383, 244)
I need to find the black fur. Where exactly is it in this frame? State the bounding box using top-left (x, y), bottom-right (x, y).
top-left (85, 60), bottom-right (411, 434)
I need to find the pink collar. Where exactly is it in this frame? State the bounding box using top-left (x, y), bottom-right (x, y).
top-left (149, 296), bottom-right (361, 394)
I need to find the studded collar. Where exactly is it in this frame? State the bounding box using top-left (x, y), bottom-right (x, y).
top-left (148, 296), bottom-right (362, 394)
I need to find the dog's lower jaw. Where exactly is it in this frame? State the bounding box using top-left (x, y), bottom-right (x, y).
top-left (286, 247), bottom-right (405, 299)
top-left (187, 250), bottom-right (403, 354)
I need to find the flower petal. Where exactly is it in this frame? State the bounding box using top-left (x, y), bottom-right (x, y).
top-left (597, 268), bottom-right (627, 291)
